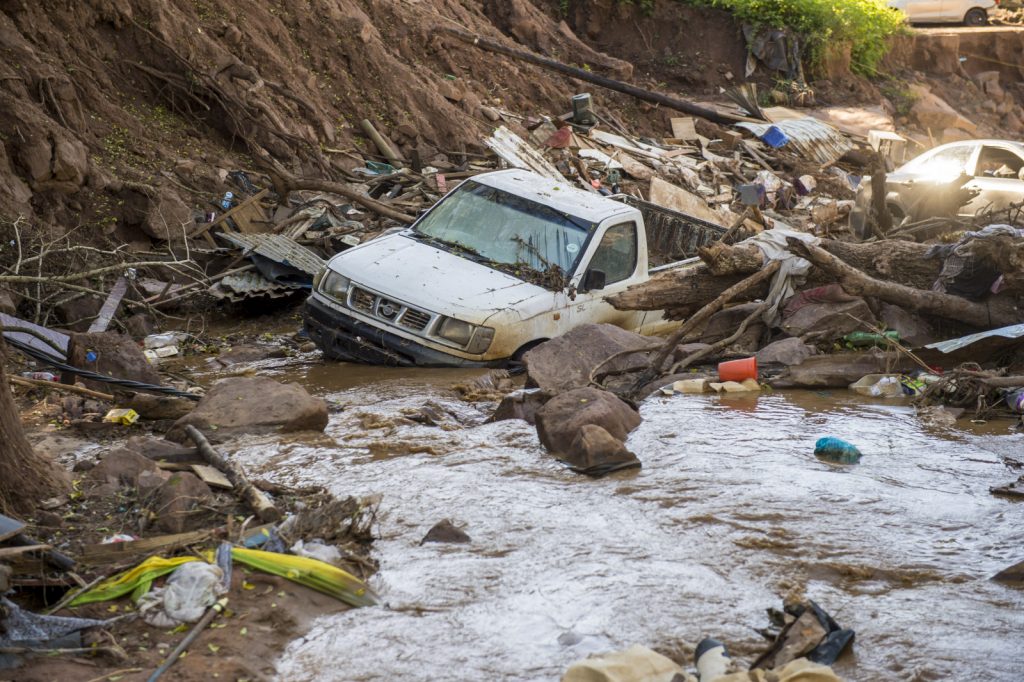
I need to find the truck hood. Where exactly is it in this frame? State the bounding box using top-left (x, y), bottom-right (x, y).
top-left (327, 233), bottom-right (554, 322)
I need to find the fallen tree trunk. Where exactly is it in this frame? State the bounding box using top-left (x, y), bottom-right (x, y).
top-left (185, 425), bottom-right (281, 522)
top-left (699, 238), bottom-right (943, 290)
top-left (607, 264), bottom-right (756, 315)
top-left (437, 26), bottom-right (752, 126)
top-left (789, 238), bottom-right (1021, 328)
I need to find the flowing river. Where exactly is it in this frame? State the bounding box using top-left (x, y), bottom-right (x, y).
top-left (225, 360), bottom-right (1024, 681)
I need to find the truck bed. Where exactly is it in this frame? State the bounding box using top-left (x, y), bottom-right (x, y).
top-left (613, 194), bottom-right (726, 269)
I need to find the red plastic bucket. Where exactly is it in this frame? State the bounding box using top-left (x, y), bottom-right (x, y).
top-left (718, 357), bottom-right (757, 382)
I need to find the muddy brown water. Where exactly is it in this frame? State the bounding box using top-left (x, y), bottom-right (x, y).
top-left (214, 356), bottom-right (1024, 681)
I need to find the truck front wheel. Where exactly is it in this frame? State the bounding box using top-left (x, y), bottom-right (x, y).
top-left (512, 339), bottom-right (548, 363)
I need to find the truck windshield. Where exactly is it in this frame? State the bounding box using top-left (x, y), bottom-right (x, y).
top-left (412, 181), bottom-right (591, 288)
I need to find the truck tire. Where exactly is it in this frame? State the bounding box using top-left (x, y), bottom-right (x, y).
top-left (512, 339), bottom-right (547, 362)
top-left (964, 8), bottom-right (987, 26)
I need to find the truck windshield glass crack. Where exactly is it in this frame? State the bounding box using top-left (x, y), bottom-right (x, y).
top-left (413, 181), bottom-right (591, 289)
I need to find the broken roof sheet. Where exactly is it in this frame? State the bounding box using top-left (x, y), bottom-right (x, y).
top-left (736, 117), bottom-right (853, 166)
top-left (0, 313), bottom-right (69, 360)
top-left (484, 126), bottom-right (564, 181)
top-left (925, 323), bottom-right (1024, 354)
top-left (209, 270), bottom-right (305, 302)
top-left (218, 233), bottom-right (326, 276)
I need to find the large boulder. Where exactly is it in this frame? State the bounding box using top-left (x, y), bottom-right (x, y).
top-left (535, 387), bottom-right (641, 456)
top-left (909, 85), bottom-right (976, 133)
top-left (67, 331), bottom-right (162, 393)
top-left (523, 324), bottom-right (660, 394)
top-left (780, 299), bottom-right (877, 342)
top-left (166, 376), bottom-right (328, 442)
top-left (142, 187), bottom-right (195, 242)
top-left (566, 424), bottom-right (641, 476)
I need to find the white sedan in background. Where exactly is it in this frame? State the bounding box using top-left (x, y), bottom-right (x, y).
top-left (888, 0), bottom-right (997, 25)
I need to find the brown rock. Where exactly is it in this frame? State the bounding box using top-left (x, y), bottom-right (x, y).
top-left (756, 338), bottom-right (815, 367)
top-left (151, 472), bottom-right (213, 533)
top-left (125, 393), bottom-right (195, 420)
top-left (67, 331), bottom-right (163, 393)
top-left (166, 376), bottom-right (329, 442)
top-left (124, 436), bottom-right (198, 461)
top-left (56, 297), bottom-right (103, 332)
top-left (909, 86), bottom-right (976, 133)
top-left (87, 448), bottom-right (162, 491)
top-left (490, 389), bottom-right (551, 424)
top-left (421, 519), bottom-right (471, 545)
top-left (780, 299), bottom-right (877, 342)
top-left (771, 350), bottom-right (915, 388)
top-left (143, 187), bottom-right (194, 242)
top-left (535, 387), bottom-right (641, 456)
top-left (565, 424), bottom-right (641, 476)
top-left (19, 138), bottom-right (52, 182)
top-left (524, 324), bottom-right (660, 394)
top-left (123, 313), bottom-right (156, 340)
top-left (878, 303), bottom-right (938, 348)
top-left (52, 138), bottom-right (89, 186)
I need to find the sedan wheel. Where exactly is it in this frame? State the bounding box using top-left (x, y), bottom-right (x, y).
top-left (964, 8), bottom-right (988, 26)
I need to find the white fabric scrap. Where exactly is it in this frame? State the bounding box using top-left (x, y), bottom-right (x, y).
top-left (741, 228), bottom-right (820, 325)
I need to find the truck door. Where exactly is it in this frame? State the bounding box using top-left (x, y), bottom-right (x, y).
top-left (564, 221), bottom-right (647, 331)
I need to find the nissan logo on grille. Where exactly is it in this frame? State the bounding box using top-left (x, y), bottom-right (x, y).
top-left (378, 301), bottom-right (398, 319)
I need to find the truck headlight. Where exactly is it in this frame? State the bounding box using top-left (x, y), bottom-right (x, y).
top-left (437, 317), bottom-right (494, 354)
top-left (320, 271), bottom-right (351, 301)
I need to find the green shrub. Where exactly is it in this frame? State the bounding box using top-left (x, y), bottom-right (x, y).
top-left (617, 0), bottom-right (906, 75)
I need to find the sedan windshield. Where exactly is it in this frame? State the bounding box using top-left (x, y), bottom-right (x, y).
top-left (412, 181), bottom-right (592, 289)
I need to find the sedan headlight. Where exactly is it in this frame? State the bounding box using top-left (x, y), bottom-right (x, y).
top-left (320, 271), bottom-right (351, 301)
top-left (437, 317), bottom-right (494, 354)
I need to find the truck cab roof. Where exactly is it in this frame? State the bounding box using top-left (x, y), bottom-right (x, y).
top-left (471, 168), bottom-right (636, 225)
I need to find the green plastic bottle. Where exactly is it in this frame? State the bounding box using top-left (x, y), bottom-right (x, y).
top-left (844, 330), bottom-right (900, 348)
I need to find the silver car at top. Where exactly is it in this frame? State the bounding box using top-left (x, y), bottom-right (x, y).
top-left (853, 139), bottom-right (1024, 239)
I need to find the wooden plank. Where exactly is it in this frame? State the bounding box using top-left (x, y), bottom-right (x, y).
top-left (191, 464), bottom-right (233, 490)
top-left (79, 529), bottom-right (213, 565)
top-left (649, 177), bottom-right (725, 227)
top-left (0, 514), bottom-right (26, 544)
top-left (670, 116), bottom-right (698, 141)
top-left (0, 544), bottom-right (51, 558)
top-left (189, 189), bottom-right (269, 239)
top-left (87, 276), bottom-right (129, 333)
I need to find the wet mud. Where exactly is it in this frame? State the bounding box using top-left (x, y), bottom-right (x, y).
top-left (219, 360), bottom-right (1024, 681)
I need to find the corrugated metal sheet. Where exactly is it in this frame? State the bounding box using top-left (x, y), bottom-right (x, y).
top-left (209, 270), bottom-right (305, 302)
top-left (218, 233), bottom-right (326, 276)
top-left (925, 323), bottom-right (1024, 354)
top-left (736, 117), bottom-right (853, 166)
top-left (0, 313), bottom-right (69, 359)
top-left (485, 126), bottom-right (564, 181)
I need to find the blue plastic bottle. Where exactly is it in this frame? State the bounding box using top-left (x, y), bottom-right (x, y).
top-left (814, 437), bottom-right (862, 464)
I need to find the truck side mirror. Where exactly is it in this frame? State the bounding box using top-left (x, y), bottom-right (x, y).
top-left (582, 269), bottom-right (606, 292)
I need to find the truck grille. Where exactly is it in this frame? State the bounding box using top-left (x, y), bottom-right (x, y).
top-left (400, 308), bottom-right (431, 331)
top-left (348, 286), bottom-right (432, 332)
top-left (351, 287), bottom-right (375, 312)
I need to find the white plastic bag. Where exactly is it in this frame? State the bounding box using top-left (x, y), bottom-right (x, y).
top-left (138, 562), bottom-right (225, 627)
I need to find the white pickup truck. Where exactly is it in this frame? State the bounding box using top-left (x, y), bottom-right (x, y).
top-left (303, 168), bottom-right (723, 366)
